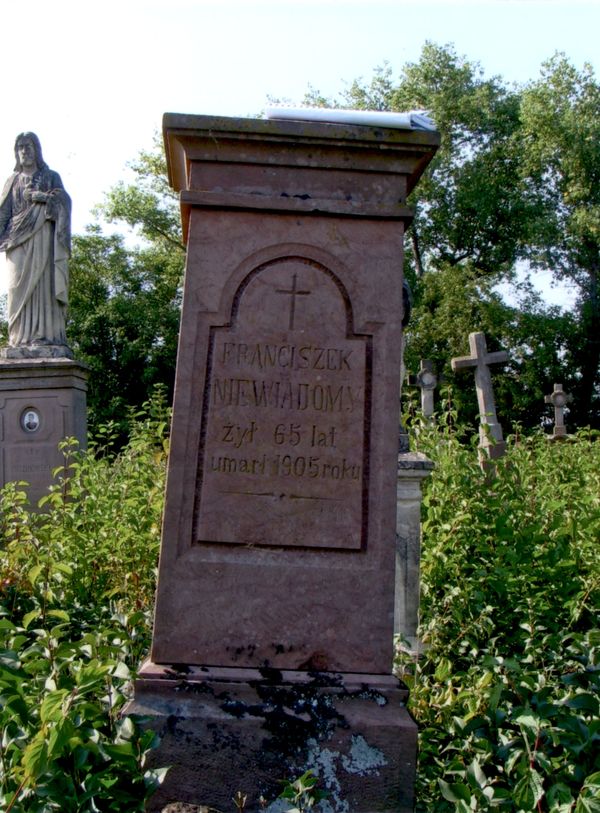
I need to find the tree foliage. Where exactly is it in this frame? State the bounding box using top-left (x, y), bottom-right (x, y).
top-left (66, 143), bottom-right (184, 434)
top-left (519, 55), bottom-right (600, 426)
top-left (307, 44), bottom-right (599, 428)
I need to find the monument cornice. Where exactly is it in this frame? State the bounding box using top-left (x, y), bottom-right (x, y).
top-left (179, 188), bottom-right (414, 221)
top-left (164, 112), bottom-right (439, 241)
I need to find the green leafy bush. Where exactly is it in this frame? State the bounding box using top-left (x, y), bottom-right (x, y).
top-left (0, 395), bottom-right (169, 811)
top-left (2, 389), bottom-right (598, 811)
top-left (402, 414), bottom-right (600, 811)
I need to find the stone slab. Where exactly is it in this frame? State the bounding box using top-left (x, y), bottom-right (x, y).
top-left (128, 662), bottom-right (417, 813)
top-left (151, 116), bottom-right (439, 674)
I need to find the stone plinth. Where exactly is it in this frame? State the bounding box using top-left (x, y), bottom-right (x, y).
top-left (395, 453), bottom-right (434, 650)
top-left (135, 663), bottom-right (417, 813)
top-left (0, 358), bottom-right (88, 505)
top-left (135, 113), bottom-right (438, 811)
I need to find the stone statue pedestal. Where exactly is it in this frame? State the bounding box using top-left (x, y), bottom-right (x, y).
top-left (0, 357), bottom-right (88, 506)
top-left (2, 344), bottom-right (74, 360)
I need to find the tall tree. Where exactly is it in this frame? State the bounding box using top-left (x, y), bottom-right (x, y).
top-left (339, 45), bottom-right (532, 278)
top-left (519, 55), bottom-right (600, 425)
top-left (60, 47), bottom-right (598, 432)
top-left (309, 44), bottom-right (597, 428)
top-left (67, 142), bottom-right (184, 434)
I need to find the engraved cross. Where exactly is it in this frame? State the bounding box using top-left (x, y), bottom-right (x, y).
top-left (276, 273), bottom-right (311, 330)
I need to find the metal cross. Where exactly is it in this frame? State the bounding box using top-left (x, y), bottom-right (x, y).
top-left (275, 273), bottom-right (311, 330)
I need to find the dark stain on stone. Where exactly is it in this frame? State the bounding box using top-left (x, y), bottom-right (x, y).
top-left (297, 651), bottom-right (330, 671)
top-left (165, 714), bottom-right (183, 735)
top-left (307, 670), bottom-right (344, 687)
top-left (259, 666), bottom-right (283, 683)
top-left (165, 663), bottom-right (192, 675)
top-left (176, 680), bottom-right (216, 696)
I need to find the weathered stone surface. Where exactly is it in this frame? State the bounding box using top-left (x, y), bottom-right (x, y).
top-left (132, 663), bottom-right (416, 813)
top-left (196, 257), bottom-right (368, 552)
top-left (451, 332), bottom-right (509, 460)
top-left (395, 453), bottom-right (434, 647)
top-left (544, 382), bottom-right (571, 439)
top-left (161, 805), bottom-right (209, 813)
top-left (135, 113), bottom-right (438, 813)
top-left (152, 114), bottom-right (439, 674)
top-left (0, 358), bottom-right (87, 504)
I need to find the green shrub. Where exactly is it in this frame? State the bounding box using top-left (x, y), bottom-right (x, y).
top-left (0, 394), bottom-right (169, 811)
top-left (2, 389), bottom-right (598, 811)
top-left (402, 416), bottom-right (600, 811)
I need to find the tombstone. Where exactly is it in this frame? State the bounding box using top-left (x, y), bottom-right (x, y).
top-left (0, 133), bottom-right (87, 505)
top-left (406, 358), bottom-right (438, 419)
top-left (127, 112), bottom-right (438, 812)
top-left (451, 332), bottom-right (509, 461)
top-left (395, 452), bottom-right (434, 650)
top-left (397, 359), bottom-right (436, 648)
top-left (544, 382), bottom-right (571, 439)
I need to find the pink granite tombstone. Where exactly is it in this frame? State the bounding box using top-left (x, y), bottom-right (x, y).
top-left (134, 113), bottom-right (438, 813)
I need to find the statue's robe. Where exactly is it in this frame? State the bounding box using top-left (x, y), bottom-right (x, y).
top-left (0, 166), bottom-right (71, 347)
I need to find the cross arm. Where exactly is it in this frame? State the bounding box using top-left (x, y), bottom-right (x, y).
top-left (451, 356), bottom-right (476, 371)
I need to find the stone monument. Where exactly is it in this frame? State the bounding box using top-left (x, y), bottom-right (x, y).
top-left (406, 358), bottom-right (438, 419)
top-left (0, 133), bottom-right (87, 504)
top-left (129, 112), bottom-right (438, 812)
top-left (451, 332), bottom-right (509, 462)
top-left (544, 382), bottom-right (571, 439)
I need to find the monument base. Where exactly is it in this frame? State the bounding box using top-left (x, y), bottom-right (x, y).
top-left (1, 343), bottom-right (74, 360)
top-left (0, 358), bottom-right (88, 505)
top-left (127, 662), bottom-right (417, 813)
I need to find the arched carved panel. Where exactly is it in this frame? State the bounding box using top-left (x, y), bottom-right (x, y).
top-left (193, 255), bottom-right (371, 551)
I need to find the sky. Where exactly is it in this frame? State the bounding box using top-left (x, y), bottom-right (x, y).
top-left (1, 0), bottom-right (598, 303)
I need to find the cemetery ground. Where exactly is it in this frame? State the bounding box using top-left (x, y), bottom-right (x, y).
top-left (0, 393), bottom-right (598, 812)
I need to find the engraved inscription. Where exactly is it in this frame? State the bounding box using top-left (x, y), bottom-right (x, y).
top-left (194, 257), bottom-right (370, 550)
top-left (6, 444), bottom-right (54, 480)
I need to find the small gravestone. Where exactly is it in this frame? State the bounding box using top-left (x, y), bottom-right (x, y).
top-left (0, 133), bottom-right (87, 504)
top-left (126, 112), bottom-right (438, 813)
top-left (451, 332), bottom-right (509, 461)
top-left (544, 382), bottom-right (571, 439)
top-left (406, 358), bottom-right (438, 419)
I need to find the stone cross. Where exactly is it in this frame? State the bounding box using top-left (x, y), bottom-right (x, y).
top-left (406, 359), bottom-right (438, 419)
top-left (544, 383), bottom-right (571, 439)
top-left (451, 332), bottom-right (509, 459)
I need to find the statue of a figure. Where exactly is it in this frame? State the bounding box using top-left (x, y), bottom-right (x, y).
top-left (0, 133), bottom-right (72, 357)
